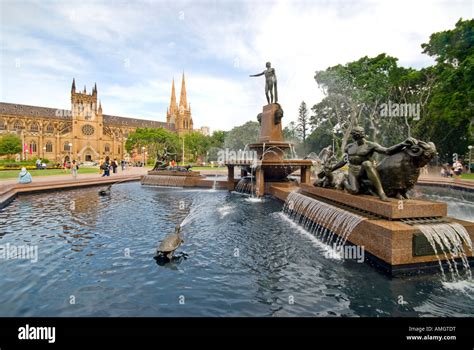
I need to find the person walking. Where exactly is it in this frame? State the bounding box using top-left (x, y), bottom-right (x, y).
top-left (112, 159), bottom-right (118, 174)
top-left (71, 160), bottom-right (79, 179)
top-left (101, 156), bottom-right (111, 177)
top-left (18, 167), bottom-right (32, 184)
top-left (121, 159), bottom-right (125, 171)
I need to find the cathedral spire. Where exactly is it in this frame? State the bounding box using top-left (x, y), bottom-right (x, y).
top-left (71, 78), bottom-right (76, 93)
top-left (93, 82), bottom-right (97, 95)
top-left (169, 78), bottom-right (177, 113)
top-left (179, 72), bottom-right (188, 109)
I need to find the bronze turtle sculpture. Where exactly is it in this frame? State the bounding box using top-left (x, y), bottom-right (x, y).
top-left (98, 185), bottom-right (111, 196)
top-left (156, 225), bottom-right (184, 260)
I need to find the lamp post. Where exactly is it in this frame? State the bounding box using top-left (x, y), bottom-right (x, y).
top-left (182, 137), bottom-right (185, 166)
top-left (469, 145), bottom-right (473, 173)
top-left (142, 146), bottom-right (145, 167)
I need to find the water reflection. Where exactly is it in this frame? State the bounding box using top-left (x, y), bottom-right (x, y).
top-left (0, 182), bottom-right (471, 316)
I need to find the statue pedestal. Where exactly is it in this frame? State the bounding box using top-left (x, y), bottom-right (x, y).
top-left (259, 104), bottom-right (283, 142)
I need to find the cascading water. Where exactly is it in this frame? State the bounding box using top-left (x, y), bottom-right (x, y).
top-left (415, 222), bottom-right (473, 280)
top-left (235, 178), bottom-right (253, 194)
top-left (141, 175), bottom-right (186, 187)
top-left (283, 191), bottom-right (365, 250)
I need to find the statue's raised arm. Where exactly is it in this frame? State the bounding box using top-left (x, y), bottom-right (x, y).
top-left (249, 62), bottom-right (278, 104)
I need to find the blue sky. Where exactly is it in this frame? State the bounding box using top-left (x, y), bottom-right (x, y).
top-left (0, 0), bottom-right (472, 132)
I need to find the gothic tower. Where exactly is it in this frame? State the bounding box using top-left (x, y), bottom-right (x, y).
top-left (71, 79), bottom-right (103, 162)
top-left (166, 73), bottom-right (193, 135)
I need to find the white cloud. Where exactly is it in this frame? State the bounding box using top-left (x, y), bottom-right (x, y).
top-left (0, 0), bottom-right (472, 133)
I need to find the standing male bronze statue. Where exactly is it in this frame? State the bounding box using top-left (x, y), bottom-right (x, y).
top-left (329, 126), bottom-right (416, 202)
top-left (250, 62), bottom-right (278, 104)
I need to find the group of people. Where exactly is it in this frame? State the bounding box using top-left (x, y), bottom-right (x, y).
top-left (440, 159), bottom-right (465, 177)
top-left (99, 157), bottom-right (126, 177)
top-left (35, 159), bottom-right (47, 170)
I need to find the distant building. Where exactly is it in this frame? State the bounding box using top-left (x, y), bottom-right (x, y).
top-left (0, 74), bottom-right (198, 163)
top-left (199, 126), bottom-right (210, 136)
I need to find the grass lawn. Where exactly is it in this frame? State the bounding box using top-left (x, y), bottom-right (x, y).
top-left (0, 167), bottom-right (99, 180)
top-left (460, 173), bottom-right (474, 180)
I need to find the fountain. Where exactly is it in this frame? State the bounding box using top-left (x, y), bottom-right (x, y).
top-left (274, 125), bottom-right (474, 277)
top-left (225, 103), bottom-right (313, 196)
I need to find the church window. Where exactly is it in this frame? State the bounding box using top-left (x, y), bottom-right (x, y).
top-left (45, 142), bottom-right (53, 153)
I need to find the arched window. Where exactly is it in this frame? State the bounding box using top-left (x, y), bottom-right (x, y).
top-left (0, 120), bottom-right (5, 130)
top-left (45, 142), bottom-right (53, 153)
top-left (30, 122), bottom-right (39, 132)
top-left (29, 140), bottom-right (37, 153)
top-left (64, 142), bottom-right (71, 151)
top-left (104, 144), bottom-right (110, 152)
top-left (13, 120), bottom-right (23, 130)
top-left (46, 124), bottom-right (54, 133)
top-left (118, 146), bottom-right (121, 154)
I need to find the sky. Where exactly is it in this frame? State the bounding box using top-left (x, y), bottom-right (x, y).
top-left (0, 0), bottom-right (472, 133)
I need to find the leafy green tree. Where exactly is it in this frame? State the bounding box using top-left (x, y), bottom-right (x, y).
top-left (184, 132), bottom-right (210, 162)
top-left (415, 18), bottom-right (474, 162)
top-left (224, 121), bottom-right (259, 151)
top-left (125, 127), bottom-right (180, 161)
top-left (210, 130), bottom-right (227, 147)
top-left (0, 134), bottom-right (22, 158)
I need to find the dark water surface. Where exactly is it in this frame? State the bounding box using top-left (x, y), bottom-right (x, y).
top-left (0, 182), bottom-right (472, 316)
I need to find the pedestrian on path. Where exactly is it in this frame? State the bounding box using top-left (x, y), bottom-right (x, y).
top-left (101, 156), bottom-right (111, 177)
top-left (71, 160), bottom-right (79, 179)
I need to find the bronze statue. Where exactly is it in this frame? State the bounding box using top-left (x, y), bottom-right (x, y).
top-left (312, 146), bottom-right (339, 188)
top-left (250, 62), bottom-right (278, 104)
top-left (328, 126), bottom-right (416, 202)
top-left (376, 140), bottom-right (436, 199)
top-left (274, 103), bottom-right (283, 124)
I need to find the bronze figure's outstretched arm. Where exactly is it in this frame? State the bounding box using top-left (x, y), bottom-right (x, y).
top-left (249, 71), bottom-right (265, 77)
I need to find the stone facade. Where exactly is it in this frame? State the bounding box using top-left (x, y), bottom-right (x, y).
top-left (0, 76), bottom-right (198, 163)
top-left (166, 73), bottom-right (193, 136)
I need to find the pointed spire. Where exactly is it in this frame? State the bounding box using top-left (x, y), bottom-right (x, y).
top-left (71, 78), bottom-right (76, 93)
top-left (83, 85), bottom-right (86, 93)
top-left (169, 78), bottom-right (177, 113)
top-left (179, 72), bottom-right (187, 109)
top-left (98, 100), bottom-right (102, 113)
top-left (93, 82), bottom-right (97, 94)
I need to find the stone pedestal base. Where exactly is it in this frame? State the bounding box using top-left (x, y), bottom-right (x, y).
top-left (259, 104), bottom-right (284, 142)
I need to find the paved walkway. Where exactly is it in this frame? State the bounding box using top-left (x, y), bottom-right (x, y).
top-left (0, 167), bottom-right (149, 187)
top-left (418, 174), bottom-right (474, 190)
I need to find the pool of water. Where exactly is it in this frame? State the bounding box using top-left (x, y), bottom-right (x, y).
top-left (0, 182), bottom-right (473, 317)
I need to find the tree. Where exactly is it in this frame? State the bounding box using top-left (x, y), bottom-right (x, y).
top-left (297, 101), bottom-right (309, 142)
top-left (0, 134), bottom-right (22, 158)
top-left (283, 121), bottom-right (298, 142)
top-left (125, 127), bottom-right (180, 161)
top-left (415, 18), bottom-right (474, 162)
top-left (210, 130), bottom-right (226, 148)
top-left (224, 121), bottom-right (260, 151)
top-left (184, 131), bottom-right (210, 162)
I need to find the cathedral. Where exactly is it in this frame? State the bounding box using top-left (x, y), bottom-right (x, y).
top-left (0, 74), bottom-right (196, 163)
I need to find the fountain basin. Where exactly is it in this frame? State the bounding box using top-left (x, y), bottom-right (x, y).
top-left (270, 184), bottom-right (474, 276)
